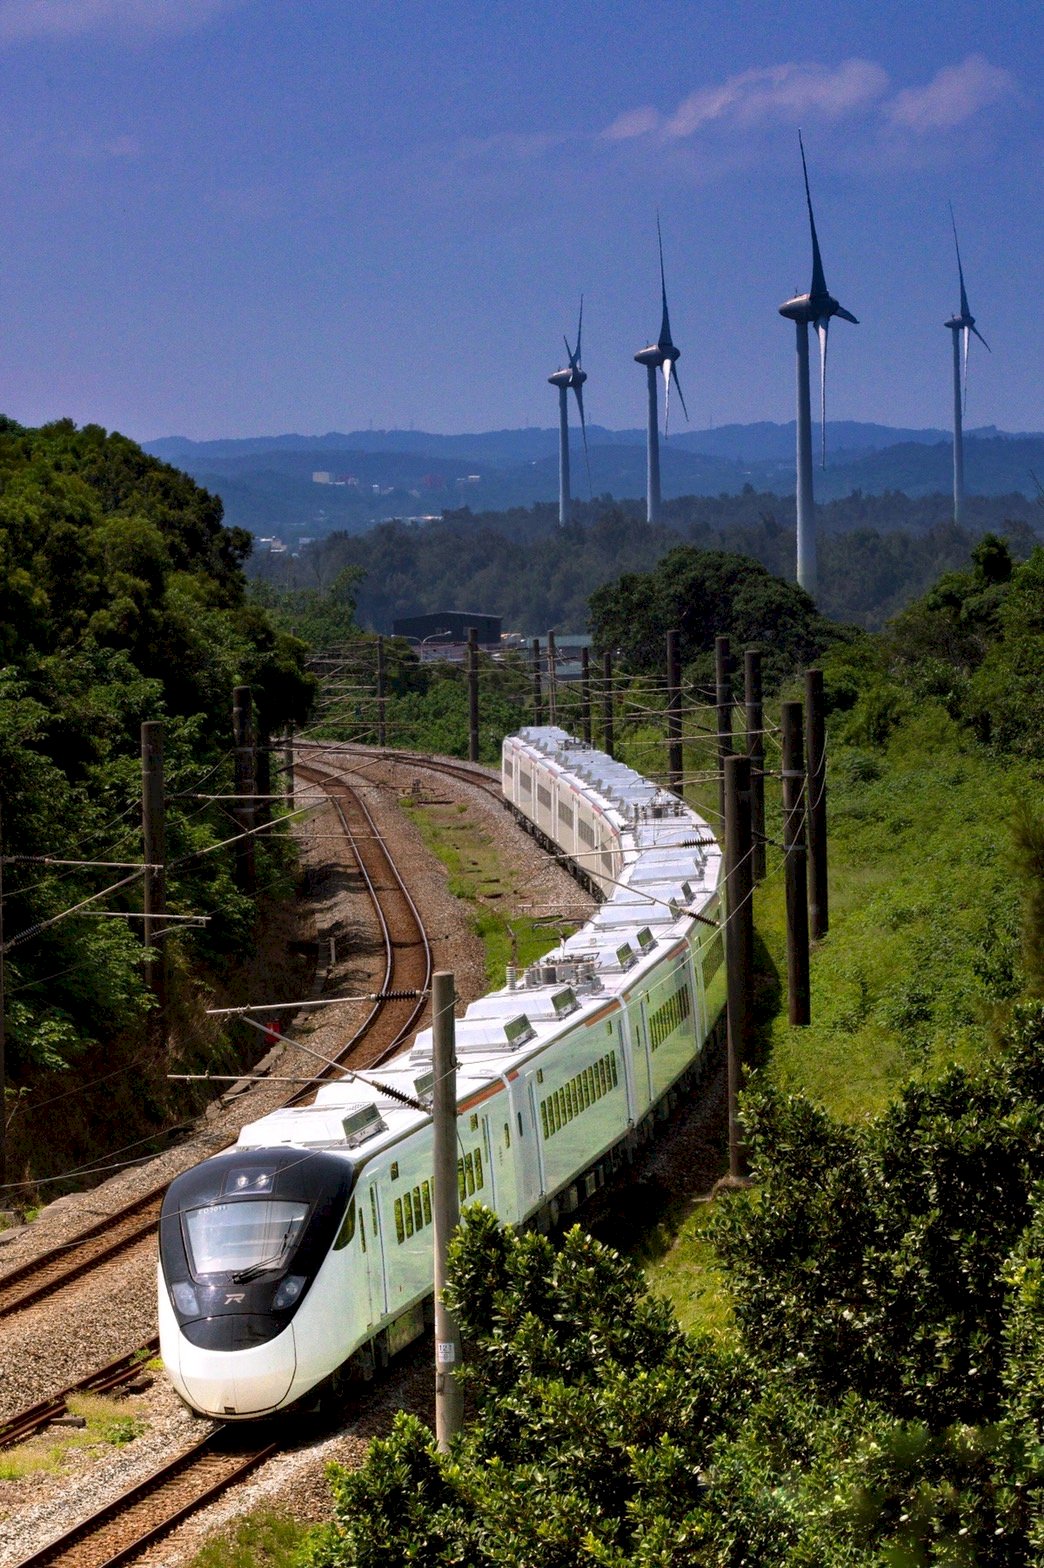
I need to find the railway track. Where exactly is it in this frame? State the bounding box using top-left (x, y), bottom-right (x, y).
top-left (12, 1427), bottom-right (278, 1568)
top-left (0, 768), bottom-right (431, 1335)
top-left (0, 1340), bottom-right (159, 1451)
top-left (0, 753), bottom-right (455, 1563)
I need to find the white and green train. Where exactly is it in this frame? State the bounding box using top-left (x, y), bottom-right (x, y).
top-left (158, 728), bottom-right (726, 1418)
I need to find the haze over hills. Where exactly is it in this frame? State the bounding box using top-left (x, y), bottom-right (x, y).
top-left (144, 421), bottom-right (1044, 544)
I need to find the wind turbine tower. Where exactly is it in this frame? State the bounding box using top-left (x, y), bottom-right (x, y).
top-left (547, 300), bottom-right (589, 526)
top-left (945, 206), bottom-right (989, 527)
top-left (635, 219), bottom-right (687, 524)
top-left (778, 134), bottom-right (858, 599)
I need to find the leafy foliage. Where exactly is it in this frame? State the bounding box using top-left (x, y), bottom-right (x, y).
top-left (0, 419), bottom-right (313, 1094)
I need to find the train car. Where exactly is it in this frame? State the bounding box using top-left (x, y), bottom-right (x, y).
top-left (158, 729), bottom-right (725, 1418)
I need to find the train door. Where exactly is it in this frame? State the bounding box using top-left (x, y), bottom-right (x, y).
top-left (359, 1177), bottom-right (387, 1327)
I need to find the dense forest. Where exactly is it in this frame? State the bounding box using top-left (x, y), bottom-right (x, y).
top-left (250, 492), bottom-right (1039, 634)
top-left (297, 532), bottom-right (1044, 1566)
top-left (0, 418), bottom-right (313, 1191)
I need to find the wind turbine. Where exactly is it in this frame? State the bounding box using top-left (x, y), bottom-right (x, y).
top-left (635, 218), bottom-right (688, 524)
top-left (547, 299), bottom-right (589, 526)
top-left (778, 133), bottom-right (858, 599)
top-left (945, 205), bottom-right (989, 526)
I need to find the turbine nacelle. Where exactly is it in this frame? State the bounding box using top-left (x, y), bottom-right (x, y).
top-left (548, 365), bottom-right (587, 389)
top-left (633, 342), bottom-right (678, 368)
top-left (778, 291), bottom-right (857, 327)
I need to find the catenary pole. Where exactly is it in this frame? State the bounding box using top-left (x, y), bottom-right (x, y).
top-left (744, 649), bottom-right (766, 881)
top-left (602, 651), bottom-right (615, 758)
top-left (781, 700), bottom-right (810, 1025)
top-left (141, 721), bottom-right (167, 1031)
top-left (715, 635), bottom-right (733, 826)
top-left (667, 629), bottom-right (683, 797)
top-left (376, 636), bottom-right (387, 748)
top-left (547, 631), bottom-right (558, 726)
top-left (467, 628), bottom-right (479, 763)
top-left (532, 639), bottom-right (543, 726)
top-left (805, 668), bottom-right (828, 939)
top-left (580, 646), bottom-right (592, 745)
top-left (724, 754), bottom-right (753, 1176)
top-left (432, 970), bottom-right (463, 1450)
top-left (232, 686), bottom-right (256, 894)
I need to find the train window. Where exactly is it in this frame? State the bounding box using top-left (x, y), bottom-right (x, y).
top-left (359, 1210), bottom-right (366, 1253)
top-left (475, 1149), bottom-right (484, 1189)
top-left (469, 1114), bottom-right (479, 1131)
top-left (597, 1059), bottom-right (607, 1096)
top-left (540, 1101), bottom-right (549, 1139)
top-left (610, 1053), bottom-right (619, 1087)
top-left (504, 1121), bottom-right (511, 1149)
top-left (465, 1152), bottom-right (476, 1195)
top-left (457, 1161), bottom-right (466, 1201)
top-left (585, 1067), bottom-right (594, 1104)
top-left (422, 1181), bottom-right (432, 1226)
top-left (370, 1187), bottom-right (378, 1231)
top-left (390, 1162), bottom-right (399, 1181)
top-left (334, 1199), bottom-right (356, 1251)
top-left (569, 1081), bottom-right (579, 1119)
top-left (394, 1198), bottom-right (405, 1245)
top-left (537, 1068), bottom-right (544, 1084)
top-left (412, 1188), bottom-right (424, 1231)
top-left (403, 1195), bottom-right (414, 1238)
top-left (517, 1111), bottom-right (524, 1138)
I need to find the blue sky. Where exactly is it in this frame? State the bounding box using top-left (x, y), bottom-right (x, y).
top-left (0, 0), bottom-right (1040, 440)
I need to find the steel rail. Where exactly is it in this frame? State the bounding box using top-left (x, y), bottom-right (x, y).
top-left (0, 1339), bottom-right (159, 1451)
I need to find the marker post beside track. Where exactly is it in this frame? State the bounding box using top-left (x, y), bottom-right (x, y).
top-left (432, 970), bottom-right (463, 1450)
top-left (782, 700), bottom-right (811, 1026)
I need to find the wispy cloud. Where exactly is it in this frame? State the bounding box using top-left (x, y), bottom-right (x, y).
top-left (0, 0), bottom-right (238, 43)
top-left (601, 55), bottom-right (1019, 149)
top-left (884, 54), bottom-right (1019, 133)
top-left (664, 60), bottom-right (888, 139)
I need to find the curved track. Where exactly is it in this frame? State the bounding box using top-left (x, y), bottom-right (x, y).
top-left (0, 768), bottom-right (432, 1345)
top-left (1, 753), bottom-right (457, 1564)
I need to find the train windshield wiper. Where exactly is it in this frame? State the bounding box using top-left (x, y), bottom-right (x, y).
top-left (230, 1221), bottom-right (298, 1283)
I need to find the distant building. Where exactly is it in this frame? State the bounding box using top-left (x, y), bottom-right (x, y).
top-left (393, 611), bottom-right (502, 647)
top-left (312, 471), bottom-right (333, 484)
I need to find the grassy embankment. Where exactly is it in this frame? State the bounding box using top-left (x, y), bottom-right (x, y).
top-left (632, 701), bottom-right (1033, 1330)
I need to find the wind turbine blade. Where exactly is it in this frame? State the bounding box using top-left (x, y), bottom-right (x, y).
top-left (962, 325), bottom-right (970, 414)
top-left (657, 213), bottom-right (672, 345)
top-left (670, 362), bottom-right (689, 423)
top-left (564, 334), bottom-right (575, 366)
top-left (949, 202), bottom-right (971, 320)
top-left (799, 130), bottom-right (828, 300)
top-left (816, 317), bottom-right (829, 468)
top-left (835, 305), bottom-right (859, 325)
top-left (575, 295), bottom-right (583, 366)
top-left (971, 323), bottom-right (990, 352)
top-left (573, 381), bottom-right (592, 496)
top-left (662, 359), bottom-right (671, 435)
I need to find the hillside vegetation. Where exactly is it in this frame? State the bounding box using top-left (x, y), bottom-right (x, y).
top-left (252, 494), bottom-right (1039, 635)
top-left (0, 417), bottom-right (313, 1191)
top-left (299, 532), bottom-right (1044, 1566)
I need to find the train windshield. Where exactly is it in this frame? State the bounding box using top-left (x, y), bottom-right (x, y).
top-left (184, 1200), bottom-right (308, 1279)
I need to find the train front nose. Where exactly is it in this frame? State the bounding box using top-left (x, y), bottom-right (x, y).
top-left (178, 1321), bottom-right (297, 1417)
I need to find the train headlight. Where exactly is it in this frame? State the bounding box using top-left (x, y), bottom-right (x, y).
top-left (171, 1281), bottom-right (200, 1315)
top-left (272, 1275), bottom-right (306, 1310)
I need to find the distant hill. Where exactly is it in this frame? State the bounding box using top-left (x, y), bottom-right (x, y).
top-left (144, 422), bottom-right (1044, 544)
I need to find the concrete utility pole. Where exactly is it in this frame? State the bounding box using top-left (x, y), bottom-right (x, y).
top-left (580, 646), bottom-right (592, 745)
top-left (467, 628), bottom-right (479, 764)
top-left (805, 668), bottom-right (828, 939)
top-left (715, 635), bottom-right (733, 827)
top-left (546, 632), bottom-right (558, 726)
top-left (283, 726), bottom-right (295, 812)
top-left (666, 629), bottom-right (683, 798)
top-left (781, 700), bottom-right (810, 1026)
top-left (602, 651), bottom-right (615, 758)
top-left (232, 686), bottom-right (257, 894)
top-left (432, 970), bottom-right (463, 1450)
top-left (531, 639), bottom-right (543, 726)
top-left (376, 635), bottom-right (387, 748)
top-left (141, 722), bottom-right (167, 1031)
top-left (724, 754), bottom-right (754, 1177)
top-left (744, 649), bottom-right (766, 881)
